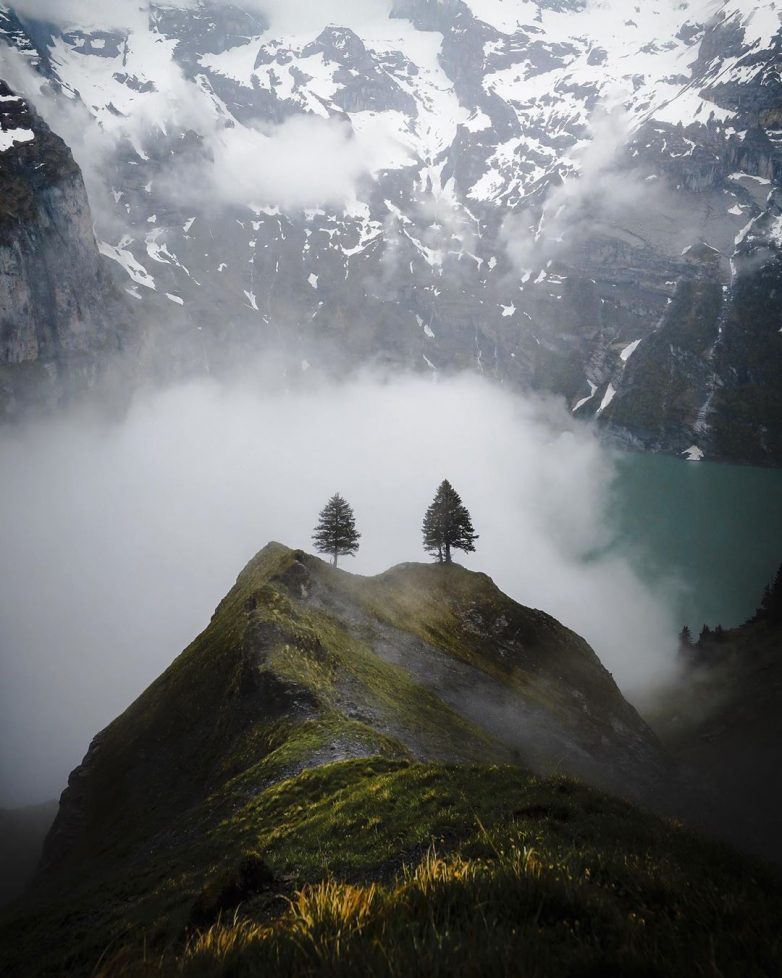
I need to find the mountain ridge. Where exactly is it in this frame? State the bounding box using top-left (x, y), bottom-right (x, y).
top-left (41, 541), bottom-right (668, 883)
top-left (1, 542), bottom-right (780, 977)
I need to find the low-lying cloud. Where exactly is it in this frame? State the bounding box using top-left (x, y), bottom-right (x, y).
top-left (11, 0), bottom-right (151, 30)
top-left (0, 371), bottom-right (679, 806)
top-left (199, 116), bottom-right (402, 210)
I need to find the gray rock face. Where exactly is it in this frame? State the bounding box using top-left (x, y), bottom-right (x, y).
top-left (0, 1), bottom-right (780, 462)
top-left (0, 80), bottom-right (137, 416)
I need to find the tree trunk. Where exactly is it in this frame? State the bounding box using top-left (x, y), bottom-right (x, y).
top-left (445, 542), bottom-right (451, 564)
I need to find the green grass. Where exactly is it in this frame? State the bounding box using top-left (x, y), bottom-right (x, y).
top-left (77, 759), bottom-right (782, 978)
top-left (321, 559), bottom-right (630, 733)
top-left (4, 759), bottom-right (782, 977)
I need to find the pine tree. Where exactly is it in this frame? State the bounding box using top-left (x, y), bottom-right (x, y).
top-left (757, 563), bottom-right (782, 624)
top-left (679, 625), bottom-right (693, 650)
top-left (422, 479), bottom-right (478, 564)
top-left (312, 493), bottom-right (360, 568)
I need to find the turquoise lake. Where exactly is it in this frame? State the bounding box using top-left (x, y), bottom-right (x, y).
top-left (610, 453), bottom-right (782, 633)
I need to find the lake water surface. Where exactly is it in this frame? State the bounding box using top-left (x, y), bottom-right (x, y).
top-left (610, 453), bottom-right (782, 633)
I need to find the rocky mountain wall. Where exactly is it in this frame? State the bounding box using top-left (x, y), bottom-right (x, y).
top-left (0, 2), bottom-right (780, 461)
top-left (0, 80), bottom-right (137, 416)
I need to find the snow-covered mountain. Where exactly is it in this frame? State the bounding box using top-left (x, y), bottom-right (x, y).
top-left (1, 0), bottom-right (781, 462)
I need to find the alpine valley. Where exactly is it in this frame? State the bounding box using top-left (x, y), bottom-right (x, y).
top-left (2, 4), bottom-right (782, 977)
top-left (0, 0), bottom-right (781, 462)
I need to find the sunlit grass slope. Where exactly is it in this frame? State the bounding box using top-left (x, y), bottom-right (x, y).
top-left (91, 759), bottom-right (782, 978)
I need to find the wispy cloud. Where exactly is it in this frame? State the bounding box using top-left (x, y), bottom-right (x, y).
top-left (4, 1), bottom-right (404, 213)
top-left (501, 106), bottom-right (657, 272)
top-left (170, 115), bottom-right (404, 211)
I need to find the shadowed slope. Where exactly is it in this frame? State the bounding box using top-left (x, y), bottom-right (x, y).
top-left (649, 614), bottom-right (782, 863)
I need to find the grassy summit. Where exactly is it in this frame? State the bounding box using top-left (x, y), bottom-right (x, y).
top-left (1, 544), bottom-right (779, 976)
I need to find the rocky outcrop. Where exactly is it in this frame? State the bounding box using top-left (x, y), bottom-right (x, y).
top-left (36, 732), bottom-right (105, 877)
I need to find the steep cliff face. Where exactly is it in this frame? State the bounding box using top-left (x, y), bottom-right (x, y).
top-left (600, 245), bottom-right (727, 455)
top-left (0, 81), bottom-right (135, 417)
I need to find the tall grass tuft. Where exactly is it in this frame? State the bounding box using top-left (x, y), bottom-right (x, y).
top-left (96, 835), bottom-right (782, 978)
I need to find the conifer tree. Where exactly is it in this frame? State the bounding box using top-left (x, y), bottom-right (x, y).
top-left (312, 493), bottom-right (360, 568)
top-left (422, 479), bottom-right (478, 564)
top-left (757, 563), bottom-right (782, 624)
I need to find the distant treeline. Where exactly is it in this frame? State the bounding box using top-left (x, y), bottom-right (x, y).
top-left (679, 562), bottom-right (782, 659)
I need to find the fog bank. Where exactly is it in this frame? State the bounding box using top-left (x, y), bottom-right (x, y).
top-left (0, 372), bottom-right (679, 805)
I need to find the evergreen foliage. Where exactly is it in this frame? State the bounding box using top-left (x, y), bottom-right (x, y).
top-left (422, 480), bottom-right (478, 564)
top-left (757, 563), bottom-right (782, 624)
top-left (312, 494), bottom-right (360, 567)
